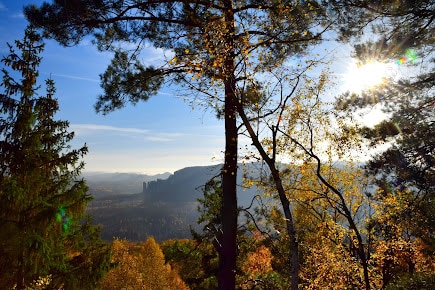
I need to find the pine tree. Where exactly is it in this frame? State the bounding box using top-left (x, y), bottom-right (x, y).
top-left (0, 26), bottom-right (111, 289)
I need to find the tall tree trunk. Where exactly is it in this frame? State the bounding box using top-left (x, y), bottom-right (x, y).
top-left (218, 3), bottom-right (238, 288)
top-left (219, 77), bottom-right (238, 290)
top-left (17, 249), bottom-right (25, 290)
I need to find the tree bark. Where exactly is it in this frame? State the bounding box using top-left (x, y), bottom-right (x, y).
top-left (219, 77), bottom-right (238, 290)
top-left (270, 167), bottom-right (300, 290)
top-left (218, 3), bottom-right (238, 289)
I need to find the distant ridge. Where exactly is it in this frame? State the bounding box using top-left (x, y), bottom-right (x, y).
top-left (85, 163), bottom-right (263, 241)
top-left (82, 171), bottom-right (171, 182)
top-left (143, 165), bottom-right (222, 202)
top-left (85, 162), bottom-right (365, 241)
top-left (143, 163), bottom-right (262, 206)
top-left (82, 171), bottom-right (171, 198)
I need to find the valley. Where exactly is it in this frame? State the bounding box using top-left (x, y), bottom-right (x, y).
top-left (84, 164), bottom-right (261, 241)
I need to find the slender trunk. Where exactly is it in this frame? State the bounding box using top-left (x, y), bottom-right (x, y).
top-left (362, 257), bottom-right (370, 290)
top-left (235, 102), bottom-right (299, 289)
top-left (270, 167), bottom-right (299, 290)
top-left (313, 159), bottom-right (370, 290)
top-left (17, 249), bottom-right (25, 290)
top-left (218, 77), bottom-right (238, 290)
top-left (218, 3), bottom-right (238, 287)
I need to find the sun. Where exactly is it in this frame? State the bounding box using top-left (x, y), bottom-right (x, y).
top-left (342, 60), bottom-right (389, 93)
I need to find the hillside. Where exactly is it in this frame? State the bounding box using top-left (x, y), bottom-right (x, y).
top-left (85, 164), bottom-right (263, 241)
top-left (82, 171), bottom-right (171, 198)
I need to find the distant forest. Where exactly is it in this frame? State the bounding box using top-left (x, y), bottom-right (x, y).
top-left (86, 165), bottom-right (262, 241)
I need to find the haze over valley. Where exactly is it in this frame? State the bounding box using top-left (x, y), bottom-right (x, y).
top-left (84, 164), bottom-right (261, 241)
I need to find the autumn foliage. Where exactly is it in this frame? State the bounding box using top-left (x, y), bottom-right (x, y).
top-left (7, 0), bottom-right (432, 289)
top-left (101, 238), bottom-right (188, 290)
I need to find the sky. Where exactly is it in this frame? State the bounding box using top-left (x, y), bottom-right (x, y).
top-left (0, 0), bottom-right (232, 174)
top-left (0, 1), bottom-right (389, 174)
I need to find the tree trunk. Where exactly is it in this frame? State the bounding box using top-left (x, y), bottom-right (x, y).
top-left (235, 98), bottom-right (300, 290)
top-left (269, 168), bottom-right (299, 290)
top-left (218, 3), bottom-right (238, 289)
top-left (314, 162), bottom-right (370, 290)
top-left (17, 250), bottom-right (25, 290)
top-left (218, 76), bottom-right (238, 290)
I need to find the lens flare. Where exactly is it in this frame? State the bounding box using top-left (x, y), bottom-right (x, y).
top-left (56, 207), bottom-right (71, 232)
top-left (396, 48), bottom-right (417, 65)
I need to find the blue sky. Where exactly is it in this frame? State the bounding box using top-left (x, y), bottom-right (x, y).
top-left (1, 0), bottom-right (229, 174)
top-left (1, 1), bottom-right (389, 174)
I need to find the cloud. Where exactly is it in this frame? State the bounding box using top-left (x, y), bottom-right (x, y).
top-left (0, 2), bottom-right (24, 17)
top-left (45, 73), bottom-right (99, 83)
top-left (68, 123), bottom-right (224, 173)
top-left (11, 13), bottom-right (24, 18)
top-left (113, 41), bottom-right (174, 66)
top-left (71, 124), bottom-right (149, 134)
top-left (82, 147), bottom-right (222, 174)
top-left (70, 124), bottom-right (186, 143)
top-left (146, 136), bottom-right (173, 142)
